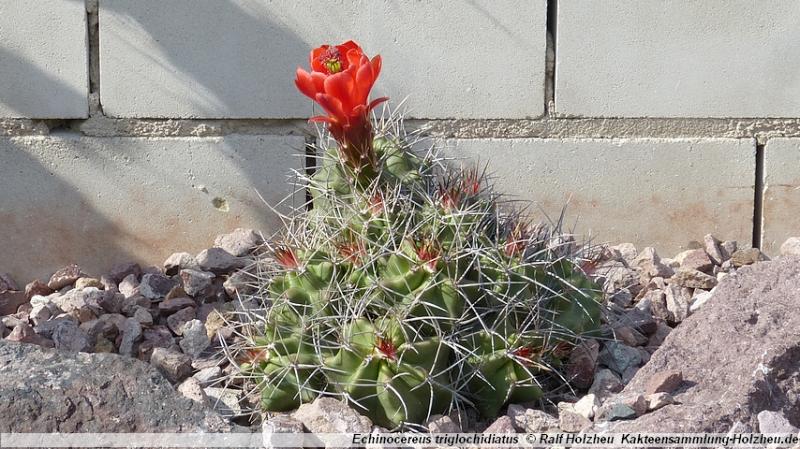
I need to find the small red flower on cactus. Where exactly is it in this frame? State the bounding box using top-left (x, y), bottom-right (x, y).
top-left (295, 40), bottom-right (387, 172)
top-left (274, 245), bottom-right (299, 270)
top-left (337, 239), bottom-right (366, 265)
top-left (413, 237), bottom-right (441, 272)
top-left (375, 338), bottom-right (397, 360)
top-left (504, 222), bottom-right (529, 258)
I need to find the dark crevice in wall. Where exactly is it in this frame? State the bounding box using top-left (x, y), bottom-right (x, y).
top-left (86, 0), bottom-right (103, 116)
top-left (545, 0), bottom-right (557, 115)
top-left (304, 136), bottom-right (316, 210)
top-left (753, 143), bottom-right (765, 249)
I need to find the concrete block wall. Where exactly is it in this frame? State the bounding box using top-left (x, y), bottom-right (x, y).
top-left (0, 0), bottom-right (797, 281)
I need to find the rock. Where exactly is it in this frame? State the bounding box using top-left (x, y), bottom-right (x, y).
top-left (25, 279), bottom-right (53, 299)
top-left (781, 238), bottom-right (800, 257)
top-left (196, 248), bottom-right (247, 275)
top-left (507, 404), bottom-right (559, 433)
top-left (205, 309), bottom-right (231, 339)
top-left (598, 342), bottom-right (642, 376)
top-left (0, 340), bottom-right (227, 432)
top-left (0, 273), bottom-right (18, 292)
top-left (646, 321), bottom-right (671, 352)
top-left (159, 297), bottom-right (197, 314)
top-left (670, 269), bottom-right (717, 289)
top-left (634, 247), bottom-right (674, 282)
top-left (613, 326), bottom-right (647, 347)
top-left (204, 387), bottom-right (243, 417)
top-left (193, 366), bottom-right (222, 386)
top-left (558, 403), bottom-right (592, 433)
top-left (757, 410), bottom-right (799, 434)
top-left (75, 277), bottom-right (104, 290)
top-left (51, 320), bottom-right (93, 353)
top-left (675, 249), bottom-right (714, 273)
top-left (621, 365), bottom-right (640, 384)
top-left (565, 339), bottom-right (599, 389)
top-left (167, 307), bottom-right (196, 335)
top-left (425, 414), bottom-right (461, 433)
top-left (645, 369), bottom-right (683, 395)
top-left (118, 274), bottom-right (139, 298)
top-left (29, 303), bottom-right (52, 325)
top-left (483, 415), bottom-right (516, 433)
top-left (47, 264), bottom-right (84, 290)
top-left (118, 317), bottom-right (142, 357)
top-left (703, 234), bottom-right (726, 265)
top-left (601, 257), bottom-right (800, 433)
top-left (180, 269), bottom-right (215, 297)
top-left (293, 397), bottom-right (372, 433)
top-left (615, 306), bottom-right (658, 336)
top-left (5, 323), bottom-right (54, 348)
top-left (150, 347), bottom-right (192, 383)
top-left (611, 242), bottom-right (638, 263)
top-left (646, 393), bottom-right (674, 412)
top-left (139, 274), bottom-right (177, 299)
top-left (595, 402), bottom-right (637, 422)
top-left (223, 271), bottom-right (254, 299)
top-left (214, 228), bottom-right (263, 257)
top-left (93, 336), bottom-right (115, 353)
top-left (589, 369), bottom-right (624, 397)
top-left (0, 290), bottom-right (28, 316)
top-left (132, 306), bottom-right (153, 327)
top-left (164, 252), bottom-right (200, 276)
top-left (608, 288), bottom-right (633, 308)
top-left (730, 247), bottom-right (768, 267)
top-left (177, 377), bottom-right (208, 404)
top-left (721, 240), bottom-right (738, 259)
top-left (180, 319), bottom-right (210, 358)
top-left (140, 325), bottom-right (177, 360)
top-left (262, 414), bottom-right (306, 449)
top-left (598, 261), bottom-right (640, 296)
top-left (107, 262), bottom-right (142, 284)
top-left (664, 284), bottom-right (691, 324)
top-left (573, 394), bottom-right (599, 420)
top-left (689, 290), bottom-right (713, 313)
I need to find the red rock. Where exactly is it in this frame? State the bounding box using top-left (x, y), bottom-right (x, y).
top-left (0, 291), bottom-right (28, 316)
top-left (47, 264), bottom-right (84, 290)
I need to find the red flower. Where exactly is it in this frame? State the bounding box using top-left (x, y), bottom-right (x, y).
top-left (274, 245), bottom-right (299, 270)
top-left (295, 41), bottom-right (387, 172)
top-left (376, 338), bottom-right (397, 361)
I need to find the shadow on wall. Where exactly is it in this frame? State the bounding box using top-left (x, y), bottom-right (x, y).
top-left (0, 46), bottom-right (86, 118)
top-left (0, 139), bottom-right (137, 283)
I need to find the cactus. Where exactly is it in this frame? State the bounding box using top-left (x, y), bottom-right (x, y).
top-left (225, 40), bottom-right (605, 429)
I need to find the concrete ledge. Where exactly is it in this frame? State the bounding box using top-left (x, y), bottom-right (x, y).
top-left (0, 0), bottom-right (88, 118)
top-left (99, 0), bottom-right (545, 119)
top-left (763, 138), bottom-right (800, 254)
top-left (0, 135), bottom-right (305, 282)
top-left (443, 138), bottom-right (755, 254)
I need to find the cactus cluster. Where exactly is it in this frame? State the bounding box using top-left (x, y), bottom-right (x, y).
top-left (226, 41), bottom-right (604, 429)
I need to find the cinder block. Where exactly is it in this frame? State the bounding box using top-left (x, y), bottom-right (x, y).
top-left (100, 0), bottom-right (545, 119)
top-left (763, 138), bottom-right (800, 254)
top-left (0, 0), bottom-right (88, 118)
top-left (443, 138), bottom-right (755, 255)
top-left (0, 135), bottom-right (304, 282)
top-left (556, 0), bottom-right (800, 117)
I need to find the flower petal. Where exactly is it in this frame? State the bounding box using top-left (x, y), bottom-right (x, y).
top-left (294, 68), bottom-right (319, 99)
top-left (323, 72), bottom-right (357, 114)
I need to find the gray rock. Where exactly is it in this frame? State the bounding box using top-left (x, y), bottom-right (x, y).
top-left (597, 261), bottom-right (640, 296)
top-left (196, 248), bottom-right (247, 275)
top-left (0, 340), bottom-right (227, 432)
top-left (675, 249), bottom-right (714, 273)
top-left (167, 306), bottom-right (196, 335)
top-left (646, 321), bottom-right (671, 352)
top-left (159, 296), bottom-right (197, 314)
top-left (47, 264), bottom-right (84, 290)
top-left (150, 348), bottom-right (192, 383)
top-left (262, 414), bottom-right (305, 449)
top-left (565, 339), bottom-right (599, 389)
top-left (193, 366), bottom-right (222, 386)
top-left (703, 234), bottom-right (726, 265)
top-left (599, 342), bottom-right (642, 376)
top-left (164, 252), bottom-right (200, 276)
top-left (214, 228), bottom-right (263, 257)
top-left (293, 397), bottom-right (372, 433)
top-left (757, 410), bottom-right (799, 434)
top-left (223, 271), bottom-right (254, 299)
top-left (180, 269), bottom-right (215, 297)
top-left (52, 320), bottom-right (93, 353)
top-left (0, 272), bottom-right (18, 292)
top-left (177, 377), bottom-right (208, 404)
top-left (634, 247), bottom-right (674, 282)
top-left (558, 403), bottom-right (592, 433)
top-left (615, 307), bottom-right (658, 336)
top-left (139, 273), bottom-right (177, 299)
top-left (0, 290), bottom-right (27, 316)
top-left (203, 387), bottom-right (242, 417)
top-left (573, 394), bottom-right (599, 420)
top-left (589, 369), bottom-right (624, 398)
top-left (595, 402), bottom-right (637, 422)
top-left (506, 404), bottom-right (559, 433)
top-left (601, 257), bottom-right (800, 433)
top-left (29, 303), bottom-right (52, 326)
top-left (781, 237), bottom-right (800, 257)
top-left (425, 414), bottom-right (461, 433)
top-left (483, 415), bottom-right (516, 433)
top-left (689, 289), bottom-right (713, 313)
top-left (106, 262), bottom-right (142, 284)
top-left (664, 284), bottom-right (691, 324)
top-left (118, 317), bottom-right (142, 357)
top-left (118, 274), bottom-right (139, 298)
top-left (613, 326), bottom-right (647, 347)
top-left (132, 306), bottom-right (153, 327)
top-left (179, 319), bottom-right (210, 358)
top-left (670, 269), bottom-right (717, 289)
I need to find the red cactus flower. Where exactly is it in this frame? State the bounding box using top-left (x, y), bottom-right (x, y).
top-left (274, 245), bottom-right (299, 270)
top-left (337, 239), bottom-right (366, 266)
top-left (413, 237), bottom-right (441, 272)
top-left (295, 40), bottom-right (387, 173)
top-left (375, 338), bottom-right (397, 360)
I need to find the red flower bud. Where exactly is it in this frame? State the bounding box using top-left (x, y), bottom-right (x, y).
top-left (274, 245), bottom-right (299, 270)
top-left (376, 338), bottom-right (397, 361)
